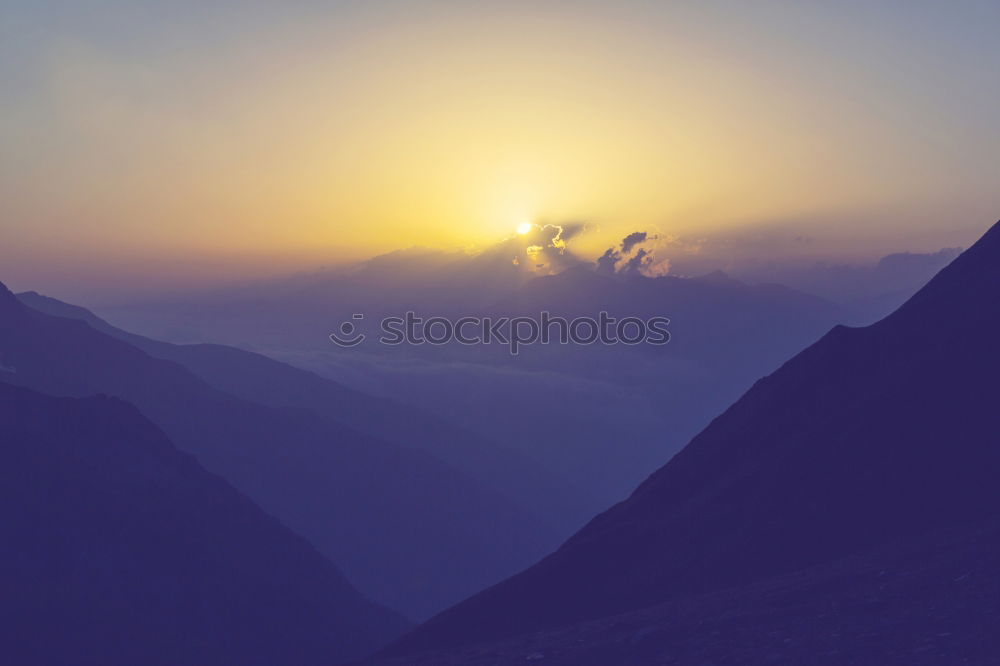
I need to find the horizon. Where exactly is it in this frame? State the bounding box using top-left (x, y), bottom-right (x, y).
top-left (0, 219), bottom-right (987, 306)
top-left (2, 1), bottom-right (998, 301)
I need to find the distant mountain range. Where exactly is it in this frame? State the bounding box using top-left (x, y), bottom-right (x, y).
top-left (0, 283), bottom-right (558, 621)
top-left (0, 380), bottom-right (406, 665)
top-left (727, 247), bottom-right (963, 321)
top-left (69, 243), bottom-right (859, 523)
top-left (17, 289), bottom-right (586, 533)
top-left (378, 264), bottom-right (845, 514)
top-left (492, 264), bottom-right (840, 372)
top-left (80, 237), bottom-right (951, 520)
top-left (91, 243), bottom-right (956, 350)
top-left (381, 219), bottom-right (1000, 661)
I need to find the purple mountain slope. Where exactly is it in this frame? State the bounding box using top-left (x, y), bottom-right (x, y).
top-left (383, 219), bottom-right (1000, 655)
top-left (15, 290), bottom-right (584, 531)
top-left (0, 381), bottom-right (407, 665)
top-left (0, 283), bottom-right (555, 620)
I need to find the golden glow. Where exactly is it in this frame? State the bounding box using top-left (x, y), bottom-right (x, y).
top-left (1, 1), bottom-right (996, 292)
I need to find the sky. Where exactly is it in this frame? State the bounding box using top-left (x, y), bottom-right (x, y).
top-left (1, 0), bottom-right (998, 298)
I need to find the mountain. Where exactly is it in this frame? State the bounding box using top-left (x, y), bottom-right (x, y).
top-left (383, 219), bottom-right (1000, 656)
top-left (89, 241), bottom-right (544, 350)
top-left (371, 519), bottom-right (1000, 665)
top-left (82, 244), bottom-right (850, 520)
top-left (728, 247), bottom-right (963, 321)
top-left (0, 381), bottom-right (406, 665)
top-left (0, 282), bottom-right (557, 621)
top-left (492, 265), bottom-right (840, 371)
top-left (408, 265), bottom-right (843, 512)
top-left (16, 290), bottom-right (586, 530)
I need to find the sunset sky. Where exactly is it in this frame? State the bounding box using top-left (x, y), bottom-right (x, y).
top-left (2, 0), bottom-right (998, 296)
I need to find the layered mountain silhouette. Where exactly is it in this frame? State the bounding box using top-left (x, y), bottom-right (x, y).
top-left (16, 290), bottom-right (585, 530)
top-left (727, 247), bottom-right (964, 324)
top-left (383, 219), bottom-right (1000, 657)
top-left (412, 266), bottom-right (844, 514)
top-left (490, 264), bottom-right (839, 377)
top-left (0, 283), bottom-right (556, 620)
top-left (0, 381), bottom-right (406, 665)
top-left (84, 240), bottom-right (851, 521)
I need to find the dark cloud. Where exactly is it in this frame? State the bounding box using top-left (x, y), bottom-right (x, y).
top-left (620, 231), bottom-right (648, 254)
top-left (596, 248), bottom-right (618, 275)
top-left (595, 231), bottom-right (661, 277)
top-left (620, 248), bottom-right (652, 276)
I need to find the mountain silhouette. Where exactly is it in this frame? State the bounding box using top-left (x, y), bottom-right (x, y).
top-left (83, 246), bottom-right (849, 523)
top-left (492, 263), bottom-right (839, 369)
top-left (453, 264), bottom-right (844, 513)
top-left (0, 381), bottom-right (406, 665)
top-left (726, 247), bottom-right (964, 324)
top-left (16, 290), bottom-right (584, 532)
top-left (383, 220), bottom-right (1000, 656)
top-left (0, 282), bottom-right (556, 620)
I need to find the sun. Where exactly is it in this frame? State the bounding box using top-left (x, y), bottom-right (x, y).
top-left (516, 222), bottom-right (533, 235)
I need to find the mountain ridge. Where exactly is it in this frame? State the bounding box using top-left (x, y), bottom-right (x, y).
top-left (382, 219), bottom-right (1000, 655)
top-left (0, 280), bottom-right (557, 620)
top-left (0, 380), bottom-right (407, 665)
top-left (14, 289), bottom-right (587, 530)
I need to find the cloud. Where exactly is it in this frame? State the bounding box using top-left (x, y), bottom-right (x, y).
top-left (595, 230), bottom-right (665, 277)
top-left (620, 247), bottom-right (651, 275)
top-left (595, 248), bottom-right (618, 275)
top-left (620, 232), bottom-right (647, 254)
top-left (555, 222), bottom-right (586, 244)
top-left (485, 222), bottom-right (592, 275)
